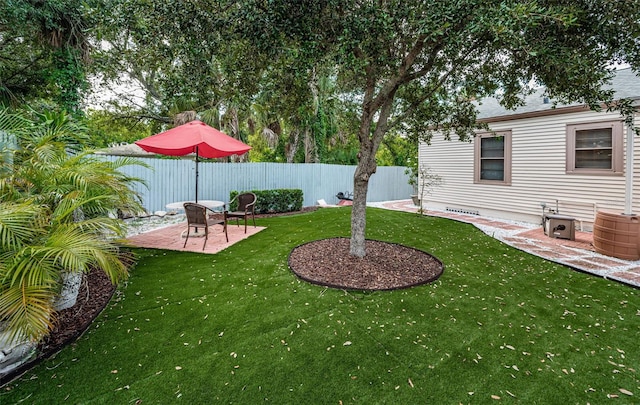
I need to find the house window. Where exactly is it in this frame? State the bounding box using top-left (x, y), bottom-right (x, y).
top-left (474, 131), bottom-right (512, 185)
top-left (566, 121), bottom-right (623, 174)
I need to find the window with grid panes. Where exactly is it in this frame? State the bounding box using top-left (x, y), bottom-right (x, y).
top-left (566, 121), bottom-right (623, 175)
top-left (474, 131), bottom-right (511, 184)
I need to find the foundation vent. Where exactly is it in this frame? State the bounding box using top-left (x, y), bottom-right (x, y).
top-left (446, 207), bottom-right (480, 216)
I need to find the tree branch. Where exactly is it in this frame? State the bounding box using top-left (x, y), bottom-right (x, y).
top-left (389, 39), bottom-right (487, 131)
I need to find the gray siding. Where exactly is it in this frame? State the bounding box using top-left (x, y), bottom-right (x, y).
top-left (420, 109), bottom-right (640, 230)
top-left (95, 156), bottom-right (412, 213)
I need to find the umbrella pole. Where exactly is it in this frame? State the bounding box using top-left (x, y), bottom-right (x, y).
top-left (194, 147), bottom-right (200, 234)
top-left (195, 146), bottom-right (199, 204)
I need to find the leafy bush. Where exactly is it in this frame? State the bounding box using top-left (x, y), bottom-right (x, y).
top-left (229, 189), bottom-right (303, 214)
top-left (0, 108), bottom-right (145, 342)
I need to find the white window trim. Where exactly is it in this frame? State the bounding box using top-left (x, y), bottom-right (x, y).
top-left (474, 131), bottom-right (512, 185)
top-left (566, 120), bottom-right (624, 175)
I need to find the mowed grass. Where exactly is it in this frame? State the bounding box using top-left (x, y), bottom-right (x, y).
top-left (2, 208), bottom-right (639, 404)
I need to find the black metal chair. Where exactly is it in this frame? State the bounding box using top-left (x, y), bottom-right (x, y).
top-left (226, 192), bottom-right (257, 233)
top-left (183, 203), bottom-right (228, 250)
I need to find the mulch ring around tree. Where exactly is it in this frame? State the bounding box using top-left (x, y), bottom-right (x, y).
top-left (288, 237), bottom-right (444, 291)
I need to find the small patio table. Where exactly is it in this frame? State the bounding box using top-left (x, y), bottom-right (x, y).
top-left (165, 200), bottom-right (225, 211)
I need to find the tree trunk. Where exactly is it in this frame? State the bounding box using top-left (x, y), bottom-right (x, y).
top-left (349, 78), bottom-right (397, 257)
top-left (349, 144), bottom-right (377, 257)
top-left (53, 272), bottom-right (84, 311)
top-left (285, 130), bottom-right (300, 163)
top-left (307, 69), bottom-right (320, 163)
top-left (304, 128), bottom-right (315, 163)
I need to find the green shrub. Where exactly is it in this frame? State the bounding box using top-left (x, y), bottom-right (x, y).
top-left (229, 189), bottom-right (303, 214)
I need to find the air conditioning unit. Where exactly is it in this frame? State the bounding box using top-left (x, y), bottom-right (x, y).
top-left (543, 214), bottom-right (576, 240)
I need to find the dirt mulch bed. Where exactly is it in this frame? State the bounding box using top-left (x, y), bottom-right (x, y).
top-left (0, 269), bottom-right (116, 386)
top-left (289, 237), bottom-right (444, 291)
top-left (38, 270), bottom-right (116, 353)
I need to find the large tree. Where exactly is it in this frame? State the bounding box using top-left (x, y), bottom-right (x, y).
top-left (0, 0), bottom-right (95, 111)
top-left (91, 0), bottom-right (354, 162)
top-left (91, 0), bottom-right (264, 126)
top-left (229, 0), bottom-right (640, 256)
top-left (90, 1), bottom-right (640, 257)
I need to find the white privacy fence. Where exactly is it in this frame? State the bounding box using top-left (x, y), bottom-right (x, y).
top-left (95, 155), bottom-right (413, 213)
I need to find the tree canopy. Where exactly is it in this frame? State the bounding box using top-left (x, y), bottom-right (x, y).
top-left (0, 0), bottom-right (95, 112)
top-left (4, 0), bottom-right (640, 257)
top-left (224, 0), bottom-right (640, 256)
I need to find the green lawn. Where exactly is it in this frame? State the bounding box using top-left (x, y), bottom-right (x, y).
top-left (2, 208), bottom-right (638, 404)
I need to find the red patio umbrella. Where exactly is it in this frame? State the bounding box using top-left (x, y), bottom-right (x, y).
top-left (135, 120), bottom-right (251, 202)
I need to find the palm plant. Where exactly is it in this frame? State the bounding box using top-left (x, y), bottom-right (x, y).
top-left (0, 108), bottom-right (146, 342)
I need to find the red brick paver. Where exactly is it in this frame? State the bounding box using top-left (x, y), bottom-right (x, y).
top-left (125, 222), bottom-right (266, 254)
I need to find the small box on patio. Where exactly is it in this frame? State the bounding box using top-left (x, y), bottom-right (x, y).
top-left (543, 214), bottom-right (576, 240)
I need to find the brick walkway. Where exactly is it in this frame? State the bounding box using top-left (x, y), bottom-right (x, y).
top-left (375, 200), bottom-right (640, 288)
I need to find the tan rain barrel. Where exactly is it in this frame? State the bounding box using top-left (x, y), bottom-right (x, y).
top-left (593, 211), bottom-right (640, 261)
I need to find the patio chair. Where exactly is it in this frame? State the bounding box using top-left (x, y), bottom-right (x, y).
top-left (183, 202), bottom-right (228, 250)
top-left (226, 192), bottom-right (257, 233)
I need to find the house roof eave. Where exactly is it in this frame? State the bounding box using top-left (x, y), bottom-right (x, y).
top-left (478, 97), bottom-right (640, 124)
top-left (475, 68), bottom-right (640, 123)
